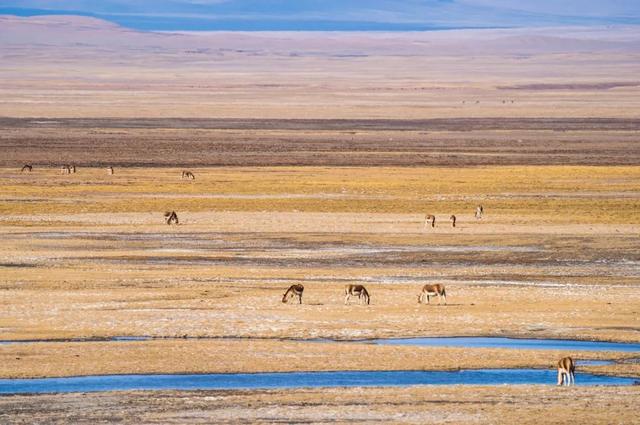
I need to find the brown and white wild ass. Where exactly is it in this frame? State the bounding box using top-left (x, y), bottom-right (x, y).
top-left (424, 214), bottom-right (436, 228)
top-left (418, 284), bottom-right (447, 305)
top-left (344, 284), bottom-right (370, 305)
top-left (475, 205), bottom-right (484, 219)
top-left (164, 211), bottom-right (179, 225)
top-left (282, 284), bottom-right (304, 304)
top-left (182, 171), bottom-right (195, 180)
top-left (450, 215), bottom-right (456, 227)
top-left (21, 164), bottom-right (32, 172)
top-left (557, 356), bottom-right (575, 386)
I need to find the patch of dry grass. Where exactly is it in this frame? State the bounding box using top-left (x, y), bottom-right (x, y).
top-left (1, 166), bottom-right (639, 223)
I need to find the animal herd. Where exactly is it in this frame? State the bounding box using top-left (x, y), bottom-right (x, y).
top-left (283, 281), bottom-right (581, 382)
top-left (18, 164), bottom-right (577, 386)
top-left (20, 164), bottom-right (198, 178)
top-left (282, 283), bottom-right (447, 306)
top-left (19, 165), bottom-right (486, 228)
top-left (282, 282), bottom-right (578, 386)
top-left (424, 206), bottom-right (483, 229)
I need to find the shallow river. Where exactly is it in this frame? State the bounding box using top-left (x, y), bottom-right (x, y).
top-left (0, 369), bottom-right (637, 394)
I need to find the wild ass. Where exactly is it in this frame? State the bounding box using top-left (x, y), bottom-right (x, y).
top-left (21, 164), bottom-right (33, 173)
top-left (557, 356), bottom-right (575, 386)
top-left (282, 284), bottom-right (304, 304)
top-left (418, 284), bottom-right (447, 305)
top-left (344, 284), bottom-right (370, 305)
top-left (182, 171), bottom-right (195, 180)
top-left (164, 211), bottom-right (179, 225)
top-left (107, 166), bottom-right (114, 175)
top-left (475, 205), bottom-right (484, 219)
top-left (424, 214), bottom-right (436, 228)
top-left (450, 215), bottom-right (456, 227)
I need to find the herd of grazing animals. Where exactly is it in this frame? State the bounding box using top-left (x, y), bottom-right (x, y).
top-left (425, 206), bottom-right (481, 229)
top-left (282, 282), bottom-right (578, 385)
top-left (18, 165), bottom-right (579, 385)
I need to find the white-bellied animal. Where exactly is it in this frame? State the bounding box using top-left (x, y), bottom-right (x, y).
top-left (107, 166), bottom-right (114, 175)
top-left (450, 215), bottom-right (456, 227)
top-left (475, 205), bottom-right (484, 219)
top-left (21, 164), bottom-right (32, 173)
top-left (164, 211), bottom-right (179, 225)
top-left (70, 165), bottom-right (76, 174)
top-left (282, 284), bottom-right (304, 304)
top-left (425, 214), bottom-right (436, 228)
top-left (61, 165), bottom-right (71, 174)
top-left (557, 356), bottom-right (575, 386)
top-left (181, 171), bottom-right (195, 180)
top-left (344, 284), bottom-right (370, 305)
top-left (418, 284), bottom-right (447, 305)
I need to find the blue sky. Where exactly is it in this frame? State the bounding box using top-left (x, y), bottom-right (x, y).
top-left (1, 1), bottom-right (639, 30)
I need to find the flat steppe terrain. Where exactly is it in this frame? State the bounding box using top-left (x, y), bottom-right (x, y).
top-left (1, 16), bottom-right (639, 424)
top-left (1, 165), bottom-right (638, 382)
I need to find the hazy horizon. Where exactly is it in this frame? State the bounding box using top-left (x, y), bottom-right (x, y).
top-left (1, 0), bottom-right (639, 31)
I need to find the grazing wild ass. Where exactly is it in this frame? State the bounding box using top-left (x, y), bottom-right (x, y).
top-left (21, 164), bottom-right (32, 172)
top-left (182, 171), bottom-right (195, 180)
top-left (450, 215), bottom-right (456, 227)
top-left (344, 284), bottom-right (370, 305)
top-left (164, 211), bottom-right (179, 225)
top-left (282, 284), bottom-right (304, 304)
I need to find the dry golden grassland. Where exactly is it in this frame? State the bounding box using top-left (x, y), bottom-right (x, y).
top-left (2, 166), bottom-right (639, 221)
top-left (0, 165), bottom-right (639, 384)
top-left (2, 19), bottom-right (640, 424)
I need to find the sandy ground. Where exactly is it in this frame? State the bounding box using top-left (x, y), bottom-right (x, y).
top-left (2, 386), bottom-right (640, 424)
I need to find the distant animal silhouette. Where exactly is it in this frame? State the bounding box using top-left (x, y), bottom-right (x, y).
top-left (60, 165), bottom-right (71, 174)
top-left (557, 356), bottom-right (575, 386)
top-left (475, 205), bottom-right (484, 219)
top-left (181, 171), bottom-right (195, 180)
top-left (107, 166), bottom-right (114, 175)
top-left (282, 284), bottom-right (304, 304)
top-left (164, 211), bottom-right (179, 225)
top-left (344, 284), bottom-right (370, 305)
top-left (450, 215), bottom-right (456, 227)
top-left (425, 214), bottom-right (436, 228)
top-left (21, 164), bottom-right (32, 173)
top-left (418, 284), bottom-right (447, 305)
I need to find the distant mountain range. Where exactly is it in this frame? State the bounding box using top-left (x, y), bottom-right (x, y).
top-left (1, 0), bottom-right (639, 31)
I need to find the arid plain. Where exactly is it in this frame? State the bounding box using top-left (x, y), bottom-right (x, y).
top-left (1, 15), bottom-right (640, 424)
